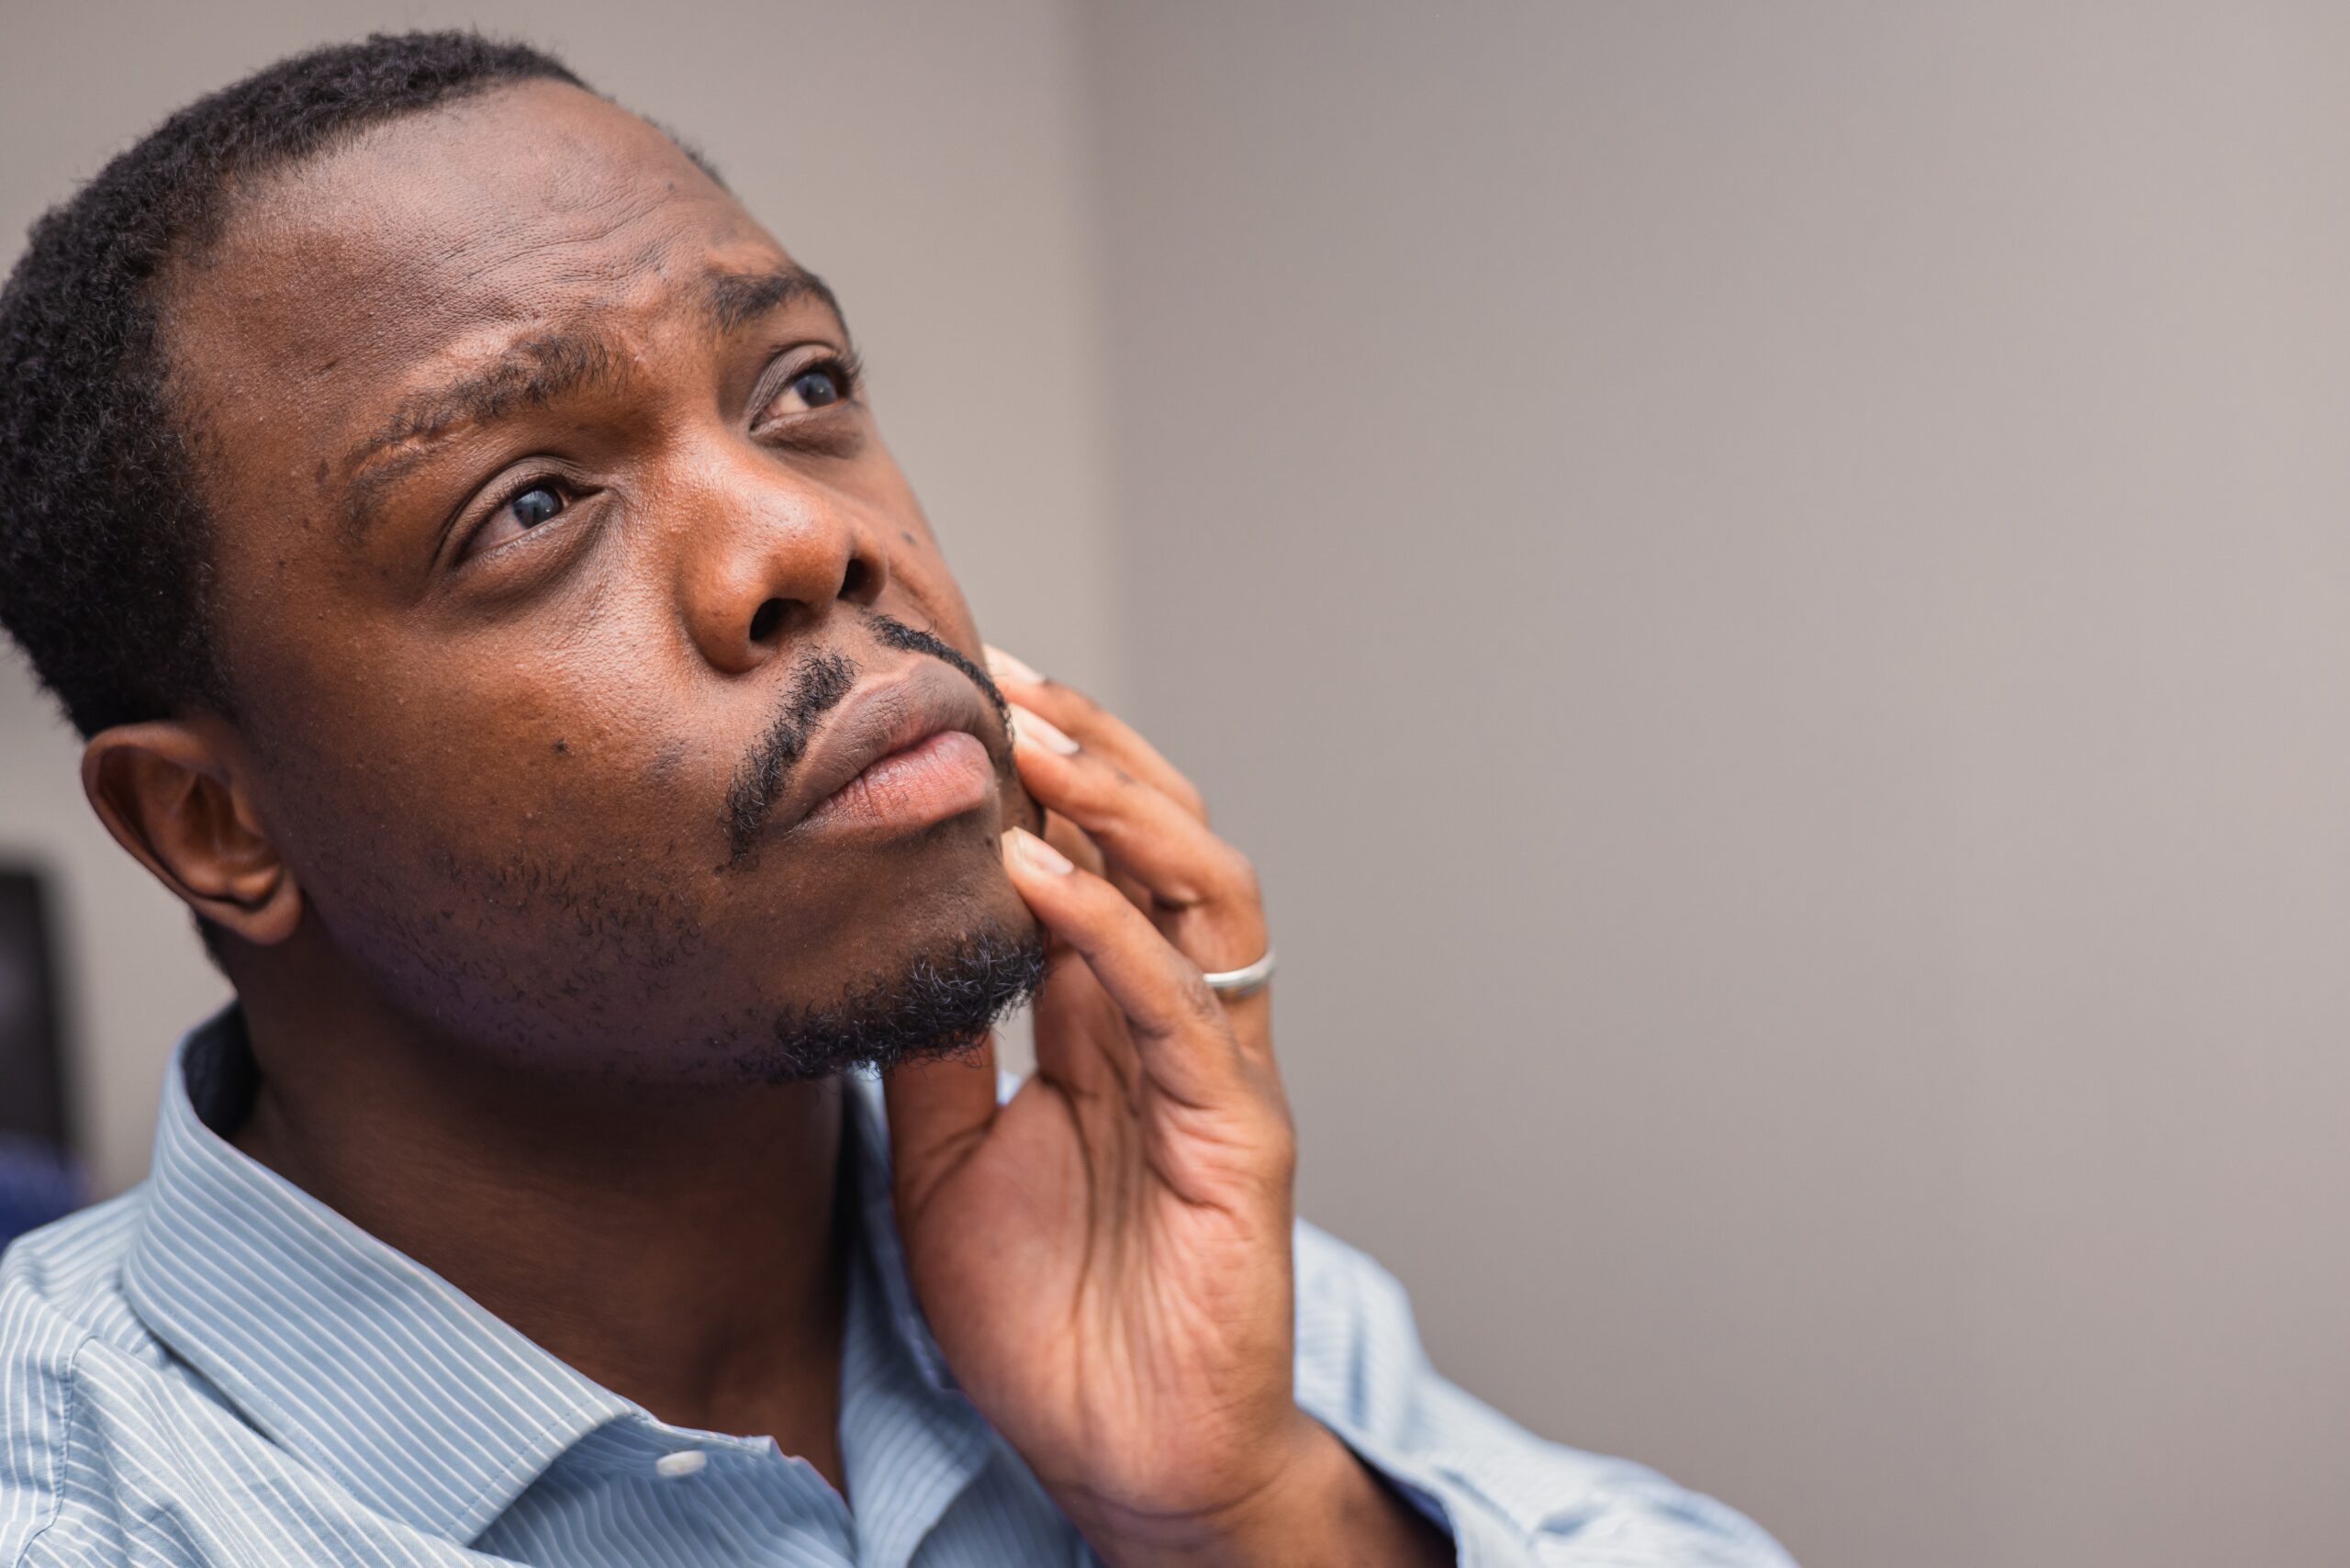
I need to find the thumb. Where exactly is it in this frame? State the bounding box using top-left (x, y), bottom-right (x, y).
top-left (882, 1034), bottom-right (1000, 1221)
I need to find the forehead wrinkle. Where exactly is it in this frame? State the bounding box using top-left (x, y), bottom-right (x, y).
top-left (338, 330), bottom-right (629, 537)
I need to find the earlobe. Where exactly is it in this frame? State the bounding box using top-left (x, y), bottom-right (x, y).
top-left (81, 720), bottom-right (303, 947)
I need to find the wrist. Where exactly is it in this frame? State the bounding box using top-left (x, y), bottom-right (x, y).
top-left (1077, 1410), bottom-right (1449, 1568)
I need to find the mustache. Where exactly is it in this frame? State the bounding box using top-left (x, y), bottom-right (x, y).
top-left (720, 613), bottom-right (1009, 868)
top-left (868, 611), bottom-right (1013, 737)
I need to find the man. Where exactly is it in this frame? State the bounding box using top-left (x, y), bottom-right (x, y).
top-left (0, 32), bottom-right (1790, 1568)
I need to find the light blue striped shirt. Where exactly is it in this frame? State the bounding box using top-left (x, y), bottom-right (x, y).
top-left (0, 1009), bottom-right (1791, 1566)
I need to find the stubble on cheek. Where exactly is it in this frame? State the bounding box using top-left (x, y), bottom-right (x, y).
top-left (323, 821), bottom-right (719, 1064)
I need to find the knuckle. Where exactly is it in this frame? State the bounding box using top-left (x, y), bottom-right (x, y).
top-left (1069, 753), bottom-right (1136, 809)
top-left (1253, 1094), bottom-right (1299, 1174)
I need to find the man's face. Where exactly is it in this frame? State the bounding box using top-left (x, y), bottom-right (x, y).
top-left (165, 80), bottom-right (1038, 1079)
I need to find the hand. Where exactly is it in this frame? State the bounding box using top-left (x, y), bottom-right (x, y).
top-left (881, 653), bottom-right (1447, 1568)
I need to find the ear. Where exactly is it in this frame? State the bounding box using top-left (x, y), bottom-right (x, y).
top-left (81, 719), bottom-right (302, 947)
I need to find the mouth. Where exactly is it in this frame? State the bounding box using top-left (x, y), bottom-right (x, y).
top-left (784, 659), bottom-right (1003, 842)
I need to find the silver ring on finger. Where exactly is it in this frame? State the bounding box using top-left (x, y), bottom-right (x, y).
top-left (1202, 947), bottom-right (1276, 1001)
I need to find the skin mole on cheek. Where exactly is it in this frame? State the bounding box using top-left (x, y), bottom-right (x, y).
top-left (900, 531), bottom-right (916, 546)
top-left (554, 738), bottom-right (569, 755)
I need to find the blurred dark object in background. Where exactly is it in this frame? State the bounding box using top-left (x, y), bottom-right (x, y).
top-left (0, 868), bottom-right (84, 1243)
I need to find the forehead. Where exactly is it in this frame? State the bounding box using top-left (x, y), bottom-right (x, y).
top-left (165, 80), bottom-right (784, 465)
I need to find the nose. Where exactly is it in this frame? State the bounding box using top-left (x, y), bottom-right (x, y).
top-left (678, 459), bottom-right (890, 675)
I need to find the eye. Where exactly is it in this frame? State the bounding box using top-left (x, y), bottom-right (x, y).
top-left (759, 352), bottom-right (861, 423)
top-left (457, 477), bottom-right (575, 562)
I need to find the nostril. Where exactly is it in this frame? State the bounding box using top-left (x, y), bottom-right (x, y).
top-left (839, 559), bottom-right (871, 601)
top-left (748, 597), bottom-right (786, 644)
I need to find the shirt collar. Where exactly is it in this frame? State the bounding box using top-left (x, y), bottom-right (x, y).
top-left (120, 1004), bottom-right (973, 1545)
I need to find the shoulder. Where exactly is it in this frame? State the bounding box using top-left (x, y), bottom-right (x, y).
top-left (4, 1192), bottom-right (149, 1313)
top-left (1, 1192), bottom-right (157, 1367)
top-left (0, 1241), bottom-right (95, 1565)
top-left (0, 1193), bottom-right (158, 1565)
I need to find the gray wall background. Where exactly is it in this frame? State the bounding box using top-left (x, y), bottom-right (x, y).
top-left (5, 6), bottom-right (2345, 1566)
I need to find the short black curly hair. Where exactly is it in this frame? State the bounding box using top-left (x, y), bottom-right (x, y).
top-left (0, 31), bottom-right (585, 737)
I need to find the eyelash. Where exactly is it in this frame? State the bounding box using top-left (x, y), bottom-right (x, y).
top-left (490, 472), bottom-right (566, 515)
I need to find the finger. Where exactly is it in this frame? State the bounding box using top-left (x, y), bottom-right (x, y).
top-left (1010, 711), bottom-right (1265, 967)
top-left (1011, 713), bottom-right (1274, 1069)
top-left (1037, 806), bottom-right (1158, 919)
top-left (986, 647), bottom-right (1208, 824)
top-left (1039, 807), bottom-right (1108, 879)
top-left (1002, 828), bottom-right (1246, 1108)
top-left (1026, 812), bottom-right (1156, 1083)
top-left (882, 1033), bottom-right (1000, 1220)
top-left (1028, 945), bottom-right (1142, 1112)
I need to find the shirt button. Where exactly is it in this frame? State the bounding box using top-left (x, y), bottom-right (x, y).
top-left (655, 1449), bottom-right (710, 1479)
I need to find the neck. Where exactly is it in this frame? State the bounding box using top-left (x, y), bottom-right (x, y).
top-left (227, 964), bottom-right (854, 1487)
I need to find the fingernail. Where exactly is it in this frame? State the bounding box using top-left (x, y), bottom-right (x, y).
top-left (984, 644), bottom-right (1046, 686)
top-left (1010, 704), bottom-right (1080, 756)
top-left (1008, 825), bottom-right (1074, 875)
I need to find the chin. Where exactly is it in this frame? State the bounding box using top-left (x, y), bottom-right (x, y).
top-left (729, 901), bottom-right (1046, 1083)
top-left (641, 828), bottom-right (1039, 1082)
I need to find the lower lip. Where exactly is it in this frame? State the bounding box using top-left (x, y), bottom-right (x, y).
top-left (800, 729), bottom-right (996, 837)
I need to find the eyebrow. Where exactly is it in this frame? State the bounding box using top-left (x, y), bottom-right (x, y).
top-left (336, 263), bottom-right (846, 536)
top-left (699, 263), bottom-right (842, 335)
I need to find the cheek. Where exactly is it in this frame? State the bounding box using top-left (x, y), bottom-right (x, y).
top-left (257, 609), bottom-right (705, 879)
top-left (253, 644), bottom-right (738, 1055)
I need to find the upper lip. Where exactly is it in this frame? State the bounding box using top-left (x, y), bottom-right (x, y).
top-left (778, 657), bottom-right (1001, 833)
